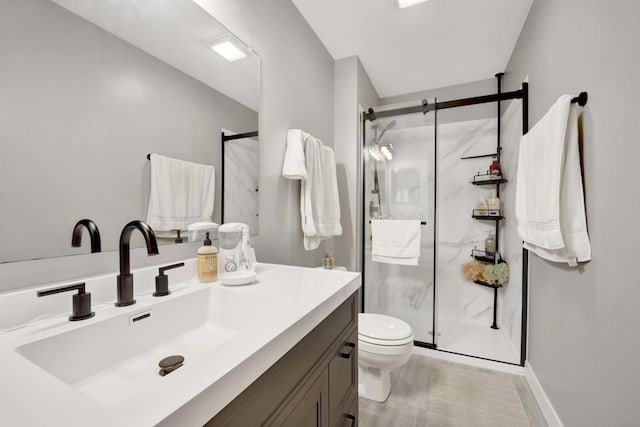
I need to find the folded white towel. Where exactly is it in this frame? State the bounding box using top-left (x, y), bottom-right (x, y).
top-left (282, 129), bottom-right (309, 180)
top-left (301, 135), bottom-right (342, 250)
top-left (515, 95), bottom-right (591, 265)
top-left (146, 154), bottom-right (216, 232)
top-left (371, 219), bottom-right (421, 265)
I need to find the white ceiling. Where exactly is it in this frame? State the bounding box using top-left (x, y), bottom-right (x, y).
top-left (292, 0), bottom-right (533, 98)
top-left (50, 0), bottom-right (260, 111)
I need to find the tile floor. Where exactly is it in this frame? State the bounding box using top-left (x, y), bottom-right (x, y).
top-left (359, 354), bottom-right (546, 427)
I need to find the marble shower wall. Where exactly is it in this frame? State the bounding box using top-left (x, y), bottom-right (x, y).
top-left (436, 117), bottom-right (503, 334)
top-left (223, 135), bottom-right (259, 234)
top-left (499, 99), bottom-right (524, 356)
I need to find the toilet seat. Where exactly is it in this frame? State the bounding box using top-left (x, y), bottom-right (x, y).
top-left (358, 313), bottom-right (413, 346)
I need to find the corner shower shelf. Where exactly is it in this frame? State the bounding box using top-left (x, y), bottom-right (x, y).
top-left (471, 209), bottom-right (504, 220)
top-left (471, 171), bottom-right (508, 185)
top-left (471, 249), bottom-right (504, 264)
top-left (471, 177), bottom-right (508, 186)
top-left (473, 279), bottom-right (503, 289)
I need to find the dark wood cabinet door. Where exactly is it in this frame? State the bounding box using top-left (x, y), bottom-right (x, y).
top-left (281, 368), bottom-right (329, 427)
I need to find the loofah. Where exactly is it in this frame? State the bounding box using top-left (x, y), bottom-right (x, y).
top-left (483, 263), bottom-right (509, 284)
top-left (462, 260), bottom-right (485, 281)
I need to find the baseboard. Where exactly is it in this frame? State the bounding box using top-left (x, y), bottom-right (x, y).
top-left (524, 361), bottom-right (564, 427)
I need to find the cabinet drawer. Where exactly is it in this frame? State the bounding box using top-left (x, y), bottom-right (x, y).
top-left (329, 328), bottom-right (358, 427)
top-left (339, 393), bottom-right (358, 427)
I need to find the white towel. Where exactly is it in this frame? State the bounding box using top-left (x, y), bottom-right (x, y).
top-left (301, 135), bottom-right (342, 250)
top-left (371, 220), bottom-right (421, 265)
top-left (515, 95), bottom-right (591, 265)
top-left (146, 154), bottom-right (216, 232)
top-left (282, 129), bottom-right (309, 180)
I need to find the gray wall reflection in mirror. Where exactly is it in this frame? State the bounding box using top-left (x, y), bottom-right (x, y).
top-left (0, 0), bottom-right (260, 263)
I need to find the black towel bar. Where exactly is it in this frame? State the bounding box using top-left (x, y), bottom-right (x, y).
top-left (369, 220), bottom-right (427, 225)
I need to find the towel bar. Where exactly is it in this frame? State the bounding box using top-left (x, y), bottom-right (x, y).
top-left (369, 220), bottom-right (426, 225)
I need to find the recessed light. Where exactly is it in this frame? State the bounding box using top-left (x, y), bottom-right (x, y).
top-left (210, 40), bottom-right (247, 62)
top-left (394, 0), bottom-right (430, 9)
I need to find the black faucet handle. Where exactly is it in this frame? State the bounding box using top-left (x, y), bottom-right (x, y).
top-left (159, 262), bottom-right (185, 276)
top-left (37, 282), bottom-right (95, 321)
top-left (154, 263), bottom-right (185, 297)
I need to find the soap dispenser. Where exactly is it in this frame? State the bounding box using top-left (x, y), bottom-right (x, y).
top-left (197, 232), bottom-right (218, 283)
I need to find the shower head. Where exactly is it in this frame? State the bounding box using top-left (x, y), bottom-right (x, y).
top-left (374, 119), bottom-right (397, 142)
top-left (369, 119), bottom-right (397, 162)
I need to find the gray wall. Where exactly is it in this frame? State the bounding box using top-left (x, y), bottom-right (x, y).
top-left (196, 0), bottom-right (336, 268)
top-left (0, 0), bottom-right (257, 267)
top-left (334, 56), bottom-right (380, 271)
top-left (505, 0), bottom-right (640, 425)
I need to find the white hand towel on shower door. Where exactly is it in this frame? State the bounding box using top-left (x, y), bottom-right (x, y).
top-left (515, 96), bottom-right (591, 264)
top-left (146, 154), bottom-right (215, 232)
top-left (371, 219), bottom-right (421, 265)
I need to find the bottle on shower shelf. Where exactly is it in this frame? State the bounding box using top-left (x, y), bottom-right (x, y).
top-left (488, 190), bottom-right (501, 216)
top-left (489, 159), bottom-right (502, 179)
top-left (477, 197), bottom-right (489, 216)
top-left (484, 233), bottom-right (496, 257)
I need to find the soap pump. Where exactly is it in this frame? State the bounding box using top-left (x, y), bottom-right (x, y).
top-left (197, 232), bottom-right (218, 283)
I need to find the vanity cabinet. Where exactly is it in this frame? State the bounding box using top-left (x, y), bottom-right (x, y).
top-left (206, 291), bottom-right (359, 427)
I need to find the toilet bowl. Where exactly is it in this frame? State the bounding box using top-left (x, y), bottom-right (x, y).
top-left (358, 313), bottom-right (414, 402)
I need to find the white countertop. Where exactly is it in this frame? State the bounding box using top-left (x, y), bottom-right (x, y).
top-left (0, 262), bottom-right (360, 426)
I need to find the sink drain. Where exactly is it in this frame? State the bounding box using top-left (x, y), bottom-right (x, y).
top-left (159, 355), bottom-right (184, 376)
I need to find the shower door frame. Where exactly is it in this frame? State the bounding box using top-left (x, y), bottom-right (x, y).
top-left (360, 81), bottom-right (530, 367)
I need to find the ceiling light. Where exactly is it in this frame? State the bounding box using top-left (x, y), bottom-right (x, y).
top-left (210, 40), bottom-right (247, 62)
top-left (394, 0), bottom-right (430, 9)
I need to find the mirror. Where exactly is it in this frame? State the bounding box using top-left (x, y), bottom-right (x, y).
top-left (0, 0), bottom-right (260, 263)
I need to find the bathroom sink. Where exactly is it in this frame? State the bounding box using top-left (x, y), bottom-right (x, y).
top-left (15, 285), bottom-right (292, 405)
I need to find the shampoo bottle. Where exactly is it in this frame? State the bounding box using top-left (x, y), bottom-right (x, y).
top-left (197, 232), bottom-right (218, 283)
top-left (488, 190), bottom-right (501, 216)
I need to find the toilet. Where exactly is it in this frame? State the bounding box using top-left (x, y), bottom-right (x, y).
top-left (358, 313), bottom-right (414, 402)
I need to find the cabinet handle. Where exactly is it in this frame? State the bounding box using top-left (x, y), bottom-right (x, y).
top-left (339, 342), bottom-right (356, 359)
top-left (345, 413), bottom-right (356, 426)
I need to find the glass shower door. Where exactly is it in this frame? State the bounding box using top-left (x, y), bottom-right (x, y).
top-left (363, 108), bottom-right (437, 347)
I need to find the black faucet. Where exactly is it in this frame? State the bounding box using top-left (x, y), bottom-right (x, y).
top-left (116, 220), bottom-right (159, 307)
top-left (71, 219), bottom-right (102, 253)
